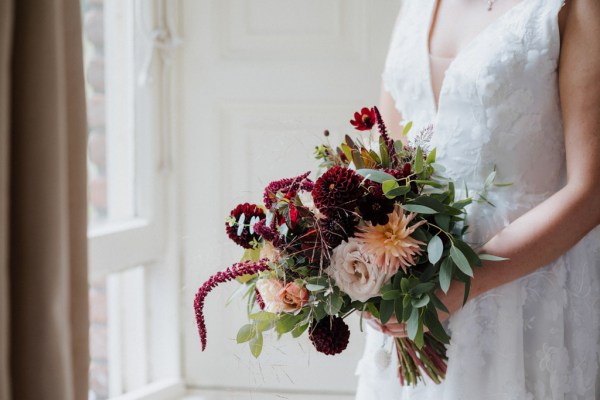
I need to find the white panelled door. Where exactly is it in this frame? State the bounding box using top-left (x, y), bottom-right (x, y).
top-left (180, 1), bottom-right (400, 398)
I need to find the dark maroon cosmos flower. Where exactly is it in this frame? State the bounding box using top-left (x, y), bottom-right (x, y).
top-left (319, 213), bottom-right (358, 248)
top-left (358, 183), bottom-right (395, 226)
top-left (225, 203), bottom-right (265, 249)
top-left (350, 107), bottom-right (377, 131)
top-left (309, 316), bottom-right (350, 355)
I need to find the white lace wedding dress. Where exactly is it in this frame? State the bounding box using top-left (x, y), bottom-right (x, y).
top-left (355, 0), bottom-right (600, 399)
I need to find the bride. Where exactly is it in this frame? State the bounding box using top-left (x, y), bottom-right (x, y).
top-left (356, 0), bottom-right (600, 398)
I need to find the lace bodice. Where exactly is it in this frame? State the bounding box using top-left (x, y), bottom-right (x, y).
top-left (356, 1), bottom-right (600, 399)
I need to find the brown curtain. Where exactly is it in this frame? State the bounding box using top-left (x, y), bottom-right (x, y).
top-left (0, 0), bottom-right (89, 399)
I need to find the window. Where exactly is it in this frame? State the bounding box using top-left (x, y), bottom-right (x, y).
top-left (82, 0), bottom-right (183, 399)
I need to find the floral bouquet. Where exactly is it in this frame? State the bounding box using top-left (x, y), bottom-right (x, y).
top-left (193, 106), bottom-right (505, 386)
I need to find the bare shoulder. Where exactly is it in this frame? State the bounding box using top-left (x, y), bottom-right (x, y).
top-left (558, 0), bottom-right (600, 40)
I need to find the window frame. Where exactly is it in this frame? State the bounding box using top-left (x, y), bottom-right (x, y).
top-left (86, 0), bottom-right (184, 398)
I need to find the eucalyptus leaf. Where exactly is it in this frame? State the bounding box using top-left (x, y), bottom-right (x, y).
top-left (384, 185), bottom-right (411, 199)
top-left (236, 324), bottom-right (255, 344)
top-left (410, 282), bottom-right (435, 296)
top-left (276, 313), bottom-right (299, 335)
top-left (249, 311), bottom-right (278, 321)
top-left (249, 332), bottom-right (263, 358)
top-left (479, 254), bottom-right (509, 261)
top-left (434, 214), bottom-right (451, 231)
top-left (428, 235), bottom-right (443, 265)
top-left (411, 294), bottom-right (430, 308)
top-left (382, 179), bottom-right (400, 193)
top-left (401, 204), bottom-right (438, 214)
top-left (454, 239), bottom-right (482, 267)
top-left (450, 246), bottom-right (473, 277)
top-left (439, 257), bottom-right (453, 293)
top-left (291, 322), bottom-right (309, 338)
top-left (324, 293), bottom-right (344, 315)
top-left (356, 169), bottom-right (397, 184)
top-left (305, 283), bottom-right (326, 292)
top-left (407, 307), bottom-right (419, 340)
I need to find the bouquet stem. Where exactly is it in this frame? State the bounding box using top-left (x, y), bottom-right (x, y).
top-left (394, 333), bottom-right (447, 386)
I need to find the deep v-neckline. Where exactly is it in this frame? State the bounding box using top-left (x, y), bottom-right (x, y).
top-left (425, 0), bottom-right (529, 115)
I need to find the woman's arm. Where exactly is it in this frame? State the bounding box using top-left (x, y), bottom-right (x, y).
top-left (377, 0), bottom-right (600, 334)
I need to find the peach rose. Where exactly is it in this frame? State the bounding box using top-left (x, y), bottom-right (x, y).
top-left (278, 282), bottom-right (309, 312)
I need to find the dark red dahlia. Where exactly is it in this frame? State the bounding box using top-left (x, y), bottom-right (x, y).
top-left (319, 213), bottom-right (358, 248)
top-left (350, 107), bottom-right (377, 131)
top-left (358, 184), bottom-right (395, 226)
top-left (309, 316), bottom-right (350, 356)
top-left (263, 171), bottom-right (314, 210)
top-left (312, 166), bottom-right (363, 215)
top-left (225, 203), bottom-right (265, 249)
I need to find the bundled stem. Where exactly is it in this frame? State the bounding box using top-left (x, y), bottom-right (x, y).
top-left (394, 333), bottom-right (448, 386)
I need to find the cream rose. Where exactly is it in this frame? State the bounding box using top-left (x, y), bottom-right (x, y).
top-left (326, 238), bottom-right (391, 302)
top-left (259, 241), bottom-right (280, 262)
top-left (278, 282), bottom-right (309, 312)
top-left (255, 278), bottom-right (286, 313)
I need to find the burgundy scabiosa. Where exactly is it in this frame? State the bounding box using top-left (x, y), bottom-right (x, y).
top-left (309, 316), bottom-right (350, 355)
top-left (263, 171), bottom-right (314, 210)
top-left (350, 107), bottom-right (377, 131)
top-left (312, 166), bottom-right (363, 216)
top-left (194, 259), bottom-right (271, 350)
top-left (226, 203), bottom-right (266, 249)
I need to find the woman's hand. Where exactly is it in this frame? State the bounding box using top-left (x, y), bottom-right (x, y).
top-left (363, 311), bottom-right (408, 337)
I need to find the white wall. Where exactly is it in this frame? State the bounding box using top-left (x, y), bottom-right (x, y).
top-left (178, 1), bottom-right (400, 398)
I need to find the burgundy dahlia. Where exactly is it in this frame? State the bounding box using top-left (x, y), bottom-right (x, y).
top-left (194, 259), bottom-right (271, 350)
top-left (312, 166), bottom-right (363, 216)
top-left (263, 171), bottom-right (314, 210)
top-left (350, 107), bottom-right (377, 131)
top-left (309, 316), bottom-right (350, 355)
top-left (226, 203), bottom-right (266, 249)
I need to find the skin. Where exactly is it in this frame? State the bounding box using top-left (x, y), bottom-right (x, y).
top-left (372, 0), bottom-right (600, 337)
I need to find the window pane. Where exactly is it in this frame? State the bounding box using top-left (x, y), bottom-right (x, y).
top-left (83, 0), bottom-right (138, 229)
